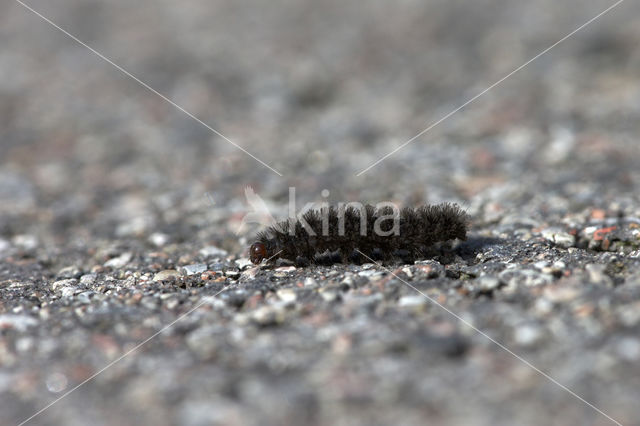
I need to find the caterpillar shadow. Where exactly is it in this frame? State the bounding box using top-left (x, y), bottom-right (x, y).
top-left (455, 235), bottom-right (505, 262)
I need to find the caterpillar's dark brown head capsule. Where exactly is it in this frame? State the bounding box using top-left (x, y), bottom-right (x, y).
top-left (249, 242), bottom-right (267, 264)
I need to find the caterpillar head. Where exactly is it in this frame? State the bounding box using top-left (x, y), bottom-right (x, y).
top-left (249, 242), bottom-right (268, 264)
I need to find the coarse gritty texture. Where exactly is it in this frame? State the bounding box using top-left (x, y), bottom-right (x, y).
top-left (2, 1), bottom-right (640, 426)
top-left (252, 203), bottom-right (468, 264)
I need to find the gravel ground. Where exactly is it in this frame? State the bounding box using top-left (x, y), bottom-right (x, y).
top-left (2, 1), bottom-right (640, 425)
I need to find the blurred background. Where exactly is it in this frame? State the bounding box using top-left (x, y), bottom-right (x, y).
top-left (2, 0), bottom-right (640, 254)
top-left (2, 1), bottom-right (640, 425)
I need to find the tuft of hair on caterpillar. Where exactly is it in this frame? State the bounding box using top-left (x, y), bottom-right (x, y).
top-left (249, 203), bottom-right (469, 266)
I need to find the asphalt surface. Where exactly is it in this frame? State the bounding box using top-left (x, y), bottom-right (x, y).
top-left (1, 1), bottom-right (640, 425)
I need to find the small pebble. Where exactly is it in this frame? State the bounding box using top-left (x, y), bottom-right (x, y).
top-left (240, 268), bottom-right (258, 280)
top-left (319, 288), bottom-right (340, 302)
top-left (141, 296), bottom-right (159, 310)
top-left (51, 279), bottom-right (77, 291)
top-left (304, 277), bottom-right (318, 288)
top-left (358, 269), bottom-right (379, 277)
top-left (60, 287), bottom-right (76, 298)
top-left (477, 276), bottom-right (501, 292)
top-left (585, 264), bottom-right (613, 286)
top-left (153, 270), bottom-right (181, 281)
top-left (276, 288), bottom-right (297, 303)
top-left (12, 234), bottom-right (38, 251)
top-left (79, 274), bottom-right (97, 285)
top-left (514, 324), bottom-right (543, 347)
top-left (499, 269), bottom-right (554, 287)
top-left (148, 232), bottom-right (170, 247)
top-left (45, 372), bottom-right (69, 393)
top-left (235, 258), bottom-right (253, 269)
top-left (616, 338), bottom-right (640, 362)
top-left (0, 314), bottom-right (39, 332)
top-left (224, 270), bottom-right (240, 279)
top-left (179, 263), bottom-right (208, 276)
top-left (186, 327), bottom-right (219, 360)
top-left (76, 291), bottom-right (94, 304)
top-left (199, 246), bottom-right (228, 258)
top-left (413, 261), bottom-right (445, 279)
top-left (398, 295), bottom-right (428, 308)
top-left (251, 305), bottom-right (286, 325)
top-left (541, 229), bottom-right (575, 249)
top-left (534, 298), bottom-right (554, 315)
top-left (56, 266), bottom-right (82, 279)
top-left (104, 252), bottom-right (132, 269)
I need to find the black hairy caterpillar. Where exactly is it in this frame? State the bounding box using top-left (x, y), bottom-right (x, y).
top-left (249, 203), bottom-right (469, 265)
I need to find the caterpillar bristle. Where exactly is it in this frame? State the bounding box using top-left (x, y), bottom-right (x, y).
top-left (249, 203), bottom-right (469, 266)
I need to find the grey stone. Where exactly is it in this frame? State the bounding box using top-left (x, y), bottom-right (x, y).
top-left (398, 295), bottom-right (428, 308)
top-left (179, 263), bottom-right (208, 276)
top-left (199, 246), bottom-right (228, 258)
top-left (186, 327), bottom-right (219, 360)
top-left (0, 314), bottom-right (38, 332)
top-left (51, 279), bottom-right (77, 291)
top-left (224, 270), bottom-right (240, 279)
top-left (477, 276), bottom-right (501, 292)
top-left (304, 277), bottom-right (319, 288)
top-left (104, 252), bottom-right (133, 269)
top-left (153, 270), bottom-right (181, 281)
top-left (276, 288), bottom-right (297, 303)
top-left (77, 291), bottom-right (95, 304)
top-left (79, 274), bottom-right (98, 285)
top-left (514, 324), bottom-right (543, 347)
top-left (319, 288), bottom-right (340, 302)
top-left (148, 232), bottom-right (170, 247)
top-left (56, 266), bottom-right (82, 279)
top-left (499, 268), bottom-right (554, 287)
top-left (585, 264), bottom-right (613, 286)
top-left (60, 287), bottom-right (76, 298)
top-left (541, 228), bottom-right (575, 248)
top-left (251, 305), bottom-right (286, 325)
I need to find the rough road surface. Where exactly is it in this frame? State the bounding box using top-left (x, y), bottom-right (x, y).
top-left (1, 1), bottom-right (640, 425)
